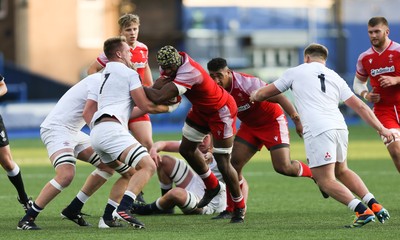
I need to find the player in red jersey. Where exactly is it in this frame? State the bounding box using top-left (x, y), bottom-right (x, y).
top-left (353, 17), bottom-right (400, 173)
top-left (139, 45), bottom-right (246, 223)
top-left (207, 58), bottom-right (322, 219)
top-left (87, 13), bottom-right (154, 152)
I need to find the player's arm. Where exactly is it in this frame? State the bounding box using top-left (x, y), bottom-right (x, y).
top-left (82, 99), bottom-right (97, 126)
top-left (0, 75), bottom-right (8, 97)
top-left (87, 61), bottom-right (104, 75)
top-left (143, 81), bottom-right (181, 104)
top-left (149, 140), bottom-right (181, 164)
top-left (268, 93), bottom-right (302, 138)
top-left (142, 63), bottom-right (154, 86)
top-left (250, 83), bottom-right (282, 102)
top-left (130, 87), bottom-right (174, 113)
top-left (344, 95), bottom-right (393, 141)
top-left (151, 140), bottom-right (181, 153)
top-left (353, 74), bottom-right (369, 99)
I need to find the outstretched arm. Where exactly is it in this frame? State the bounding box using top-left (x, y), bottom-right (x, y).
top-left (268, 94), bottom-right (302, 138)
top-left (345, 95), bottom-right (393, 141)
top-left (250, 84), bottom-right (282, 102)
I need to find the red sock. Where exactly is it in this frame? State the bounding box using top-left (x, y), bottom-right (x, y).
top-left (232, 195), bottom-right (245, 209)
top-left (298, 161), bottom-right (312, 178)
top-left (200, 169), bottom-right (219, 190)
top-left (225, 187), bottom-right (234, 212)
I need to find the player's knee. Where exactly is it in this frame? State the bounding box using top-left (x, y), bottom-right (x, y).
top-left (53, 170), bottom-right (74, 188)
top-left (179, 191), bottom-right (198, 214)
top-left (139, 156), bottom-right (157, 175)
top-left (91, 168), bottom-right (113, 180)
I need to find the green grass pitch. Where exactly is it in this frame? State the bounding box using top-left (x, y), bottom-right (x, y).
top-left (1, 126), bottom-right (399, 239)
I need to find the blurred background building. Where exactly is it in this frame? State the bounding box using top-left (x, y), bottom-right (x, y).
top-left (0, 0), bottom-right (399, 137)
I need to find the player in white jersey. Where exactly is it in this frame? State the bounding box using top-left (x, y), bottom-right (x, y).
top-left (89, 36), bottom-right (175, 229)
top-left (250, 43), bottom-right (392, 228)
top-left (132, 135), bottom-right (226, 215)
top-left (17, 73), bottom-right (134, 230)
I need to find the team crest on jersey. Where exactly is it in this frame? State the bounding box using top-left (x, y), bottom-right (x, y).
top-left (324, 152), bottom-right (332, 161)
top-left (140, 50), bottom-right (145, 58)
top-left (388, 54), bottom-right (394, 63)
top-left (369, 58), bottom-right (373, 64)
top-left (63, 141), bottom-right (70, 147)
top-left (274, 136), bottom-right (278, 141)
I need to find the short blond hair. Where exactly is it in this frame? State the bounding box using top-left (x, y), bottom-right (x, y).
top-left (118, 13), bottom-right (140, 30)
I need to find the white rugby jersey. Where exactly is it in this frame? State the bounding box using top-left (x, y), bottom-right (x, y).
top-left (273, 62), bottom-right (353, 137)
top-left (40, 73), bottom-right (102, 131)
top-left (91, 62), bottom-right (142, 129)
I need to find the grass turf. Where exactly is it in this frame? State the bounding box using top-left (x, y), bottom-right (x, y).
top-left (1, 125), bottom-right (399, 239)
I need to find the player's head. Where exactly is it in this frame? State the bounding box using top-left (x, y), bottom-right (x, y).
top-left (207, 58), bottom-right (232, 90)
top-left (367, 17), bottom-right (389, 48)
top-left (103, 36), bottom-right (132, 67)
top-left (118, 13), bottom-right (140, 46)
top-left (156, 45), bottom-right (182, 77)
top-left (303, 43), bottom-right (328, 63)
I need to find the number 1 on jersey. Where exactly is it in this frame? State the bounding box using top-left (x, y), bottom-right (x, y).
top-left (318, 73), bottom-right (326, 93)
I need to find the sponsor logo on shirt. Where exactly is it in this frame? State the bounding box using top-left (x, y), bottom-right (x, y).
top-left (237, 103), bottom-right (250, 112)
top-left (370, 66), bottom-right (395, 77)
top-left (133, 62), bottom-right (146, 69)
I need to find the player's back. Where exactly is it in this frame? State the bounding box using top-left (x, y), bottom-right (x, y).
top-left (92, 62), bottom-right (141, 128)
top-left (275, 62), bottom-right (352, 136)
top-left (40, 73), bottom-right (102, 131)
top-left (174, 53), bottom-right (230, 112)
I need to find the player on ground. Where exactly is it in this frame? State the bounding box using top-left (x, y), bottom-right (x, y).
top-left (137, 45), bottom-right (246, 223)
top-left (132, 134), bottom-right (226, 215)
top-left (207, 58), bottom-right (324, 219)
top-left (353, 17), bottom-right (400, 176)
top-left (0, 74), bottom-right (32, 213)
top-left (250, 43), bottom-right (390, 228)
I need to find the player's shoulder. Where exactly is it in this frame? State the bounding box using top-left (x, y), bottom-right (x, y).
top-left (358, 47), bottom-right (375, 60)
top-left (388, 41), bottom-right (400, 52)
top-left (135, 41), bottom-right (148, 50)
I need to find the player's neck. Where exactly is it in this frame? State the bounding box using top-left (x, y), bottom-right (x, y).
top-left (373, 39), bottom-right (391, 53)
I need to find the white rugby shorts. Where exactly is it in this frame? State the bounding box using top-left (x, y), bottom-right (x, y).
top-left (90, 121), bottom-right (141, 164)
top-left (40, 127), bottom-right (90, 158)
top-left (304, 129), bottom-right (348, 168)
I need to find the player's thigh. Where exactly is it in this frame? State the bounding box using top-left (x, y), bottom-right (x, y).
top-left (304, 129), bottom-right (348, 168)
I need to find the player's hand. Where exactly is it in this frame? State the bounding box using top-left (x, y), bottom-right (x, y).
top-left (168, 102), bottom-right (180, 112)
top-left (149, 148), bottom-right (161, 166)
top-left (294, 120), bottom-right (303, 138)
top-left (378, 127), bottom-right (395, 145)
top-left (365, 87), bottom-right (380, 103)
top-left (204, 151), bottom-right (213, 164)
top-left (378, 75), bottom-right (399, 88)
